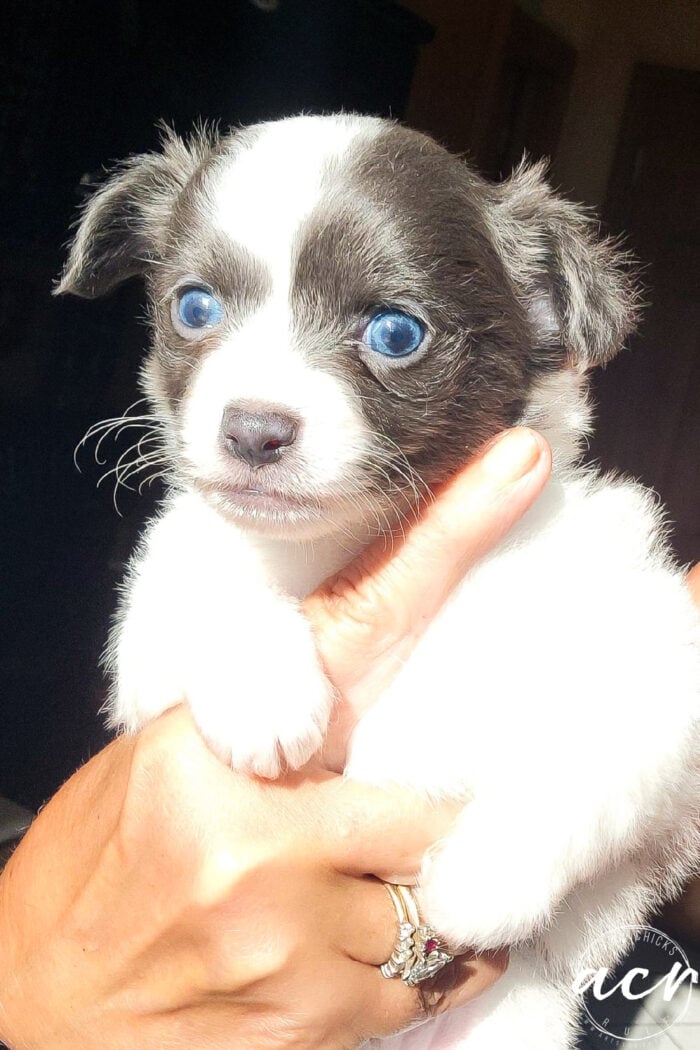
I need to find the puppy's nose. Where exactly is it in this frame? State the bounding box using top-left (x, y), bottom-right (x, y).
top-left (221, 404), bottom-right (298, 469)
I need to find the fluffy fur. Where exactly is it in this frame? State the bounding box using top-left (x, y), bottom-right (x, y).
top-left (57, 114), bottom-right (700, 1049)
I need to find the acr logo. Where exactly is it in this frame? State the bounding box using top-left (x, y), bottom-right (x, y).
top-left (573, 925), bottom-right (698, 1043)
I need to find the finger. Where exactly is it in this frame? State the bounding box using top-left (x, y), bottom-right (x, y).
top-left (306, 428), bottom-right (550, 661)
top-left (314, 776), bottom-right (462, 880)
top-left (423, 947), bottom-right (510, 1016)
top-left (355, 946), bottom-right (509, 1041)
top-left (308, 950), bottom-right (422, 1048)
top-left (341, 876), bottom-right (405, 966)
top-left (340, 874), bottom-right (509, 1022)
top-left (687, 563), bottom-right (700, 607)
top-left (359, 963), bottom-right (425, 1043)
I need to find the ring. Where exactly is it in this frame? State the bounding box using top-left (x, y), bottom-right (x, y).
top-left (380, 883), bottom-right (454, 987)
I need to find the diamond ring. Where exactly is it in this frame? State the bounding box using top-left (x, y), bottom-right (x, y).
top-left (380, 883), bottom-right (454, 987)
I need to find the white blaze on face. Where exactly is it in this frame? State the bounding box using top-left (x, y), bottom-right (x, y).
top-left (180, 115), bottom-right (384, 493)
top-left (211, 113), bottom-right (383, 297)
top-left (180, 314), bottom-right (371, 489)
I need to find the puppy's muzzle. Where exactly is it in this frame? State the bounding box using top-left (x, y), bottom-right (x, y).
top-left (221, 403), bottom-right (299, 469)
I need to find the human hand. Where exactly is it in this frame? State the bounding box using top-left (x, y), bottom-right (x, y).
top-left (0, 707), bottom-right (505, 1050)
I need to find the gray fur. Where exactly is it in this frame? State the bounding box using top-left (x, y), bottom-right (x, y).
top-left (483, 159), bottom-right (639, 366)
top-left (55, 126), bottom-right (213, 298)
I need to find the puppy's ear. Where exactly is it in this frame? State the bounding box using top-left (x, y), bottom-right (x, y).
top-left (485, 160), bottom-right (639, 368)
top-left (55, 127), bottom-right (210, 299)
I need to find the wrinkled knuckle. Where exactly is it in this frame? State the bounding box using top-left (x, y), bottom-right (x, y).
top-left (333, 561), bottom-right (410, 637)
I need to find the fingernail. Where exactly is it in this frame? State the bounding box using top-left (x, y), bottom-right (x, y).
top-left (481, 429), bottom-right (542, 483)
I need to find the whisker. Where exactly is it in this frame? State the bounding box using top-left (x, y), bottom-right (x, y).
top-left (95, 450), bottom-right (164, 491)
top-left (138, 465), bottom-right (176, 494)
top-left (115, 452), bottom-right (166, 488)
top-left (75, 408), bottom-right (164, 470)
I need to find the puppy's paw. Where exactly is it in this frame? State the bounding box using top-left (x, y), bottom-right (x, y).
top-left (190, 663), bottom-right (331, 778)
top-left (418, 807), bottom-right (560, 950)
top-left (184, 607), bottom-right (333, 778)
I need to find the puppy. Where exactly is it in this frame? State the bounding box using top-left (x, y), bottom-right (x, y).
top-left (57, 115), bottom-right (700, 1049)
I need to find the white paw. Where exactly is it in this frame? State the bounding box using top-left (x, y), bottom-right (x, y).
top-left (183, 604), bottom-right (333, 778)
top-left (188, 655), bottom-right (332, 777)
top-left (111, 583), bottom-right (333, 777)
top-left (418, 811), bottom-right (560, 950)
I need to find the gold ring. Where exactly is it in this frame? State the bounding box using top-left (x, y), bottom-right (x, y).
top-left (379, 882), bottom-right (454, 986)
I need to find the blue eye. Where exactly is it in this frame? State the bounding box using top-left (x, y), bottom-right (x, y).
top-left (176, 287), bottom-right (224, 331)
top-left (363, 310), bottom-right (425, 358)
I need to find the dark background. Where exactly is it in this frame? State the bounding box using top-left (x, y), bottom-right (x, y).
top-left (2, 0), bottom-right (699, 810)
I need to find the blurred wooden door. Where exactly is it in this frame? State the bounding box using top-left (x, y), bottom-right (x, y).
top-left (590, 64), bottom-right (700, 565)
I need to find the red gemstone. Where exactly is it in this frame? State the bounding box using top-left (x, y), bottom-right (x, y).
top-left (425, 938), bottom-right (438, 953)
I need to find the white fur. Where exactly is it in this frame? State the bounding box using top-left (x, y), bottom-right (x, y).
top-left (101, 120), bottom-right (700, 1049)
top-left (181, 304), bottom-right (371, 496)
top-left (109, 492), bottom-right (336, 775)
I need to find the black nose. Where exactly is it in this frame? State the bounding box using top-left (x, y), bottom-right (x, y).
top-left (221, 405), bottom-right (298, 469)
